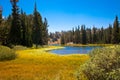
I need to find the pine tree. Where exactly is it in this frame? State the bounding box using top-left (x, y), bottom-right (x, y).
top-left (61, 33), bottom-right (65, 45)
top-left (77, 26), bottom-right (81, 44)
top-left (103, 29), bottom-right (107, 43)
top-left (69, 30), bottom-right (73, 42)
top-left (107, 24), bottom-right (112, 43)
top-left (33, 3), bottom-right (43, 48)
top-left (72, 28), bottom-right (75, 43)
top-left (101, 27), bottom-right (104, 42)
top-left (74, 26), bottom-right (81, 44)
top-left (20, 10), bottom-right (33, 47)
top-left (0, 22), bottom-right (9, 45)
top-left (42, 18), bottom-right (48, 45)
top-left (81, 25), bottom-right (86, 44)
top-left (87, 28), bottom-right (92, 43)
top-left (25, 15), bottom-right (33, 47)
top-left (21, 10), bottom-right (26, 46)
top-left (92, 27), bottom-right (97, 43)
top-left (9, 0), bottom-right (22, 45)
top-left (112, 16), bottom-right (119, 44)
top-left (74, 27), bottom-right (78, 44)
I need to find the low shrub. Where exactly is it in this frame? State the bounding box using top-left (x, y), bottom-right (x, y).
top-left (13, 45), bottom-right (28, 51)
top-left (76, 45), bottom-right (120, 80)
top-left (0, 45), bottom-right (17, 61)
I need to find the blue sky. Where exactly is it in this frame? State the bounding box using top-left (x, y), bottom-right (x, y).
top-left (0, 0), bottom-right (120, 32)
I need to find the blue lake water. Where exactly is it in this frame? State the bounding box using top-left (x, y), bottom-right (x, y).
top-left (50, 46), bottom-right (101, 55)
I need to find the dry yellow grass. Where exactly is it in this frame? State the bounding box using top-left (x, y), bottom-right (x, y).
top-left (0, 46), bottom-right (89, 80)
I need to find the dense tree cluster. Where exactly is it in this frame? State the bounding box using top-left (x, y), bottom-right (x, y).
top-left (61, 16), bottom-right (120, 44)
top-left (0, 1), bottom-right (48, 48)
top-left (0, 0), bottom-right (120, 47)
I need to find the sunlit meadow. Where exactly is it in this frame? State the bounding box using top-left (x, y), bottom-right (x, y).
top-left (0, 46), bottom-right (89, 80)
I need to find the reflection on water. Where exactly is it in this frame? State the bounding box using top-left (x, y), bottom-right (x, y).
top-left (51, 46), bottom-right (101, 54)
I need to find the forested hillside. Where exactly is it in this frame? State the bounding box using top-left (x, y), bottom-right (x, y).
top-left (0, 0), bottom-right (48, 48)
top-left (61, 16), bottom-right (120, 45)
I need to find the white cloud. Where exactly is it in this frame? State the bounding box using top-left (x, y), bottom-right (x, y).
top-left (2, 16), bottom-right (5, 19)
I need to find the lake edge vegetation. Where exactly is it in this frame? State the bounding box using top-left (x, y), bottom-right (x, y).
top-left (76, 45), bottom-right (120, 80)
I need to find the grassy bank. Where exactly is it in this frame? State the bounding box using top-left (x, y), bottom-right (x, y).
top-left (66, 44), bottom-right (113, 47)
top-left (0, 46), bottom-right (89, 80)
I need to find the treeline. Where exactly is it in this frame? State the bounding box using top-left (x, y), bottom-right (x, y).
top-left (0, 1), bottom-right (48, 48)
top-left (61, 16), bottom-right (120, 44)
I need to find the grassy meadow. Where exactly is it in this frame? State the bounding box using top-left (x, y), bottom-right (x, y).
top-left (0, 46), bottom-right (89, 80)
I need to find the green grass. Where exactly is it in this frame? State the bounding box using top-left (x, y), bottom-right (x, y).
top-left (0, 46), bottom-right (89, 80)
top-left (13, 45), bottom-right (28, 51)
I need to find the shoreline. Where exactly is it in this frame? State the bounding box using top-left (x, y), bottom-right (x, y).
top-left (65, 44), bottom-right (113, 47)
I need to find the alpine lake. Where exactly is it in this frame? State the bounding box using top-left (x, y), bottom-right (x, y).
top-left (50, 46), bottom-right (101, 55)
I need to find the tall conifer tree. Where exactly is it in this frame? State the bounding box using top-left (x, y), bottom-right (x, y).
top-left (21, 10), bottom-right (26, 46)
top-left (43, 18), bottom-right (48, 45)
top-left (112, 16), bottom-right (119, 44)
top-left (9, 0), bottom-right (21, 45)
top-left (81, 25), bottom-right (86, 44)
top-left (33, 3), bottom-right (43, 48)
